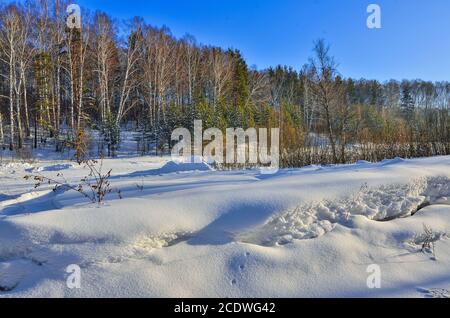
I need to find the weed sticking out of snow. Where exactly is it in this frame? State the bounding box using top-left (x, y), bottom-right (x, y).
top-left (241, 177), bottom-right (450, 246)
top-left (407, 224), bottom-right (447, 260)
top-left (24, 158), bottom-right (122, 204)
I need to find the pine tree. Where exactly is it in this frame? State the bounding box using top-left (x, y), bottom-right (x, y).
top-left (229, 50), bottom-right (250, 127)
top-left (196, 96), bottom-right (214, 129)
top-left (400, 83), bottom-right (415, 121)
top-left (101, 112), bottom-right (120, 157)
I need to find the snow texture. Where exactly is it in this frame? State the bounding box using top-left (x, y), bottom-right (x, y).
top-left (0, 155), bottom-right (450, 297)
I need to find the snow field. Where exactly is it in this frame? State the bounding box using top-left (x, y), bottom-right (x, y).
top-left (0, 155), bottom-right (449, 297)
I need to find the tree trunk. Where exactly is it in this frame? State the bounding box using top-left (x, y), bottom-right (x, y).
top-left (9, 55), bottom-right (15, 151)
top-left (21, 69), bottom-right (30, 137)
top-left (16, 86), bottom-right (23, 149)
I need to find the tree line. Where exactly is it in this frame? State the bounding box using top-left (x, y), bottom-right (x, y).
top-left (1, 0), bottom-right (449, 166)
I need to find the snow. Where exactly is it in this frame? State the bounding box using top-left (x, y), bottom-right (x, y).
top-left (142, 159), bottom-right (212, 175)
top-left (0, 155), bottom-right (450, 297)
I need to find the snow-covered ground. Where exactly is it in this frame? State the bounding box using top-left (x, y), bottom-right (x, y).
top-left (0, 155), bottom-right (450, 298)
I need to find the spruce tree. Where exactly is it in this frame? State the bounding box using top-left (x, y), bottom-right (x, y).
top-left (230, 50), bottom-right (250, 127)
top-left (400, 83), bottom-right (415, 122)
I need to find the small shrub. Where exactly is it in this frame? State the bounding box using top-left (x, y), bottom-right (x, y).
top-left (24, 158), bottom-right (121, 204)
top-left (136, 179), bottom-right (144, 191)
top-left (409, 224), bottom-right (447, 260)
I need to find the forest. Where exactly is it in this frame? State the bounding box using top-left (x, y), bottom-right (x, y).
top-left (1, 0), bottom-right (449, 167)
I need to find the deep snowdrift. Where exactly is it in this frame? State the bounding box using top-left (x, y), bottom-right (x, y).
top-left (0, 156), bottom-right (449, 297)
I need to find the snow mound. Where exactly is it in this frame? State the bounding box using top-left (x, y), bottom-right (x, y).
top-left (381, 157), bottom-right (405, 166)
top-left (156, 160), bottom-right (212, 174)
top-left (424, 176), bottom-right (450, 204)
top-left (241, 177), bottom-right (450, 246)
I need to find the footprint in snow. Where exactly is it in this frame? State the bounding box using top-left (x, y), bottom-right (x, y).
top-left (0, 260), bottom-right (35, 292)
top-left (238, 252), bottom-right (251, 270)
top-left (230, 252), bottom-right (251, 286)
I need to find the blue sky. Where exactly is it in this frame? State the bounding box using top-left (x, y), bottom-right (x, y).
top-left (76, 0), bottom-right (450, 82)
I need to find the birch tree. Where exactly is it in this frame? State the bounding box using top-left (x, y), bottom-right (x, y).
top-left (0, 4), bottom-right (21, 150)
